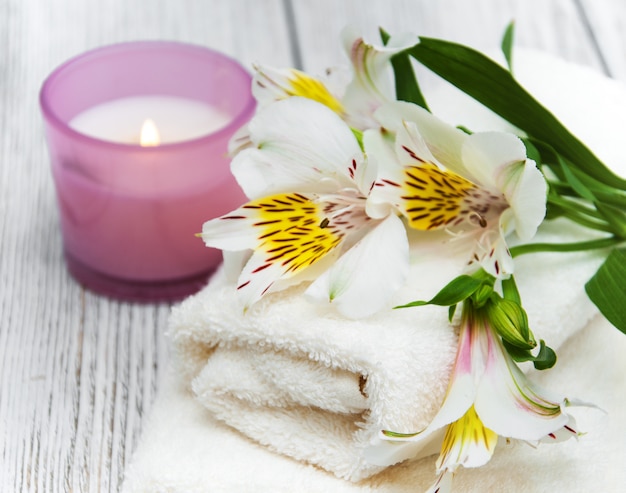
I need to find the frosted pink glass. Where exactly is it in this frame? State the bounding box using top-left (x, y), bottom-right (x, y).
top-left (40, 41), bottom-right (255, 301)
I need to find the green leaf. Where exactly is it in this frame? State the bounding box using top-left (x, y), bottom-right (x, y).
top-left (501, 20), bottom-right (515, 72)
top-left (395, 274), bottom-right (483, 309)
top-left (585, 248), bottom-right (626, 333)
top-left (510, 236), bottom-right (621, 257)
top-left (595, 201), bottom-right (626, 238)
top-left (501, 276), bottom-right (521, 305)
top-left (521, 138), bottom-right (542, 167)
top-left (382, 429), bottom-right (420, 438)
top-left (351, 127), bottom-right (364, 151)
top-left (408, 38), bottom-right (626, 190)
top-left (533, 340), bottom-right (557, 370)
top-left (503, 339), bottom-right (557, 370)
top-left (379, 27), bottom-right (391, 45)
top-left (380, 27), bottom-right (429, 110)
top-left (559, 156), bottom-right (597, 203)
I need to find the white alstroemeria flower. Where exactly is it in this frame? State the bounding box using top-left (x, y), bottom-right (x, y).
top-left (365, 101), bottom-right (547, 278)
top-left (365, 301), bottom-right (586, 493)
top-left (250, 27), bottom-right (416, 130)
top-left (201, 97), bottom-right (409, 319)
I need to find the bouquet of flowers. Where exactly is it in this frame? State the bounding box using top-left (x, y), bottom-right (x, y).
top-left (197, 23), bottom-right (625, 493)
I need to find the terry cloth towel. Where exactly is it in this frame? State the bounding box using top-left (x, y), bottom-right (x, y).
top-left (123, 49), bottom-right (626, 492)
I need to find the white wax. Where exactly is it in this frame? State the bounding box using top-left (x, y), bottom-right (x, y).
top-left (69, 95), bottom-right (231, 145)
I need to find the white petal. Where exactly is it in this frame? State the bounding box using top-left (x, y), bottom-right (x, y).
top-left (349, 153), bottom-right (378, 198)
top-left (200, 212), bottom-right (260, 251)
top-left (238, 97), bottom-right (362, 196)
top-left (374, 102), bottom-right (469, 176)
top-left (395, 120), bottom-right (442, 167)
top-left (340, 27), bottom-right (417, 128)
top-left (474, 327), bottom-right (570, 441)
top-left (227, 123), bottom-right (253, 156)
top-left (222, 250), bottom-right (251, 283)
top-left (252, 64), bottom-right (345, 115)
top-left (364, 429), bottom-right (444, 467)
top-left (363, 129), bottom-right (405, 219)
top-left (236, 251), bottom-right (288, 311)
top-left (461, 132), bottom-right (527, 191)
top-left (500, 159), bottom-right (547, 241)
top-left (304, 214), bottom-right (409, 318)
top-left (251, 65), bottom-right (298, 105)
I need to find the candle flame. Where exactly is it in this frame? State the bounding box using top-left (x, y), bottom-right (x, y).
top-left (140, 119), bottom-right (161, 147)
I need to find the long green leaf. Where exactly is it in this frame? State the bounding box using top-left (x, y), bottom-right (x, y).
top-left (585, 248), bottom-right (626, 333)
top-left (408, 38), bottom-right (626, 190)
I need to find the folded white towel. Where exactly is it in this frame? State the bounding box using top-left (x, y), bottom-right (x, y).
top-left (124, 315), bottom-right (626, 493)
top-left (123, 49), bottom-right (626, 492)
top-left (167, 219), bottom-right (603, 481)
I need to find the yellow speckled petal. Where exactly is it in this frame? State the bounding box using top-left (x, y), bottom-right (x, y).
top-left (397, 164), bottom-right (478, 230)
top-left (254, 65), bottom-right (344, 115)
top-left (436, 405), bottom-right (498, 472)
top-left (242, 193), bottom-right (343, 277)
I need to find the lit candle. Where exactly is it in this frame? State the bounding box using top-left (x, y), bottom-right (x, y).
top-left (39, 41), bottom-right (256, 301)
top-left (69, 95), bottom-right (231, 145)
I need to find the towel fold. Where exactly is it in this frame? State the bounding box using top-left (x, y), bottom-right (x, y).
top-left (123, 48), bottom-right (626, 492)
top-left (168, 219), bottom-right (603, 481)
top-left (124, 314), bottom-right (626, 493)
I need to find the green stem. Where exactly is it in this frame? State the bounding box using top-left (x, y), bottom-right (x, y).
top-left (510, 237), bottom-right (621, 257)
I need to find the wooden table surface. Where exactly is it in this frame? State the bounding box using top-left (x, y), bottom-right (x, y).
top-left (1, 0), bottom-right (625, 491)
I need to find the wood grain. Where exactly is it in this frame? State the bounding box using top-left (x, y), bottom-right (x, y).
top-left (0, 0), bottom-right (623, 491)
top-left (0, 1), bottom-right (292, 492)
top-left (578, 0), bottom-right (626, 80)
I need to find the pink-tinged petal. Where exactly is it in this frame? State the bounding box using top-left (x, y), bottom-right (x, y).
top-left (474, 323), bottom-right (571, 441)
top-left (364, 428), bottom-right (444, 467)
top-left (235, 97), bottom-right (363, 197)
top-left (374, 102), bottom-right (469, 177)
top-left (425, 316), bottom-right (484, 433)
top-left (461, 132), bottom-right (527, 192)
top-left (498, 159), bottom-right (547, 241)
top-left (305, 214), bottom-right (408, 318)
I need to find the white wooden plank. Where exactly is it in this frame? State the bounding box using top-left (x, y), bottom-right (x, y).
top-left (0, 1), bottom-right (293, 492)
top-left (290, 0), bottom-right (605, 78)
top-left (578, 0), bottom-right (626, 81)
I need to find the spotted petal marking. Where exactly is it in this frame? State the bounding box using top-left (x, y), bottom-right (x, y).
top-left (377, 163), bottom-right (506, 231)
top-left (229, 193), bottom-right (344, 281)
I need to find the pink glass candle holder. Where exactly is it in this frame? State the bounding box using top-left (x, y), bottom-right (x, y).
top-left (40, 41), bottom-right (255, 302)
